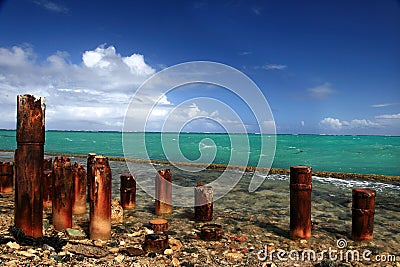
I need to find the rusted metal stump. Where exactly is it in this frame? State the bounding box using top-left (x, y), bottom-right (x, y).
top-left (120, 173), bottom-right (136, 209)
top-left (52, 157), bottom-right (73, 231)
top-left (200, 224), bottom-right (222, 241)
top-left (195, 182), bottom-right (213, 221)
top-left (143, 233), bottom-right (169, 253)
top-left (72, 163), bottom-right (86, 215)
top-left (155, 169), bottom-right (172, 216)
top-left (0, 162), bottom-right (13, 194)
top-left (14, 94), bottom-right (45, 238)
top-left (89, 156), bottom-right (112, 240)
top-left (86, 152), bottom-right (96, 203)
top-left (43, 158), bottom-right (53, 207)
top-left (290, 166), bottom-right (312, 239)
top-left (352, 188), bottom-right (376, 241)
top-left (149, 218), bottom-right (168, 233)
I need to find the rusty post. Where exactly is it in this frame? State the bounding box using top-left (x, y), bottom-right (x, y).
top-left (14, 94), bottom-right (45, 238)
top-left (52, 157), bottom-right (73, 231)
top-left (143, 233), bottom-right (169, 253)
top-left (72, 163), bottom-right (86, 215)
top-left (290, 166), bottom-right (312, 239)
top-left (195, 182), bottom-right (213, 221)
top-left (120, 173), bottom-right (136, 209)
top-left (0, 162), bottom-right (14, 193)
top-left (155, 169), bottom-right (172, 216)
top-left (89, 156), bottom-right (111, 240)
top-left (352, 188), bottom-right (376, 241)
top-left (149, 218), bottom-right (168, 233)
top-left (200, 224), bottom-right (222, 241)
top-left (86, 153), bottom-right (96, 203)
top-left (43, 158), bottom-right (53, 207)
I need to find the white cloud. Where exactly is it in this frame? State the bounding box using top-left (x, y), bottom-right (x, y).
top-left (123, 54), bottom-right (156, 76)
top-left (0, 45), bottom-right (35, 67)
top-left (259, 64), bottom-right (287, 70)
top-left (0, 44), bottom-right (156, 130)
top-left (319, 117), bottom-right (343, 130)
top-left (300, 120), bottom-right (305, 126)
top-left (319, 117), bottom-right (380, 130)
top-left (350, 119), bottom-right (380, 127)
top-left (307, 83), bottom-right (335, 99)
top-left (371, 103), bottom-right (396, 108)
top-left (1, 44), bottom-right (265, 133)
top-left (375, 113), bottom-right (400, 119)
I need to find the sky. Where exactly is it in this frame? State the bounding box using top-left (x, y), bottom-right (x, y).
top-left (0, 0), bottom-right (399, 135)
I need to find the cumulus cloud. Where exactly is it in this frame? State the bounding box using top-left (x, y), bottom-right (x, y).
top-left (319, 117), bottom-right (380, 130)
top-left (0, 44), bottom-right (265, 133)
top-left (307, 83), bottom-right (335, 99)
top-left (0, 44), bottom-right (155, 130)
top-left (319, 117), bottom-right (343, 130)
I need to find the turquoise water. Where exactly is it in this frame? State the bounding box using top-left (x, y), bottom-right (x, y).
top-left (0, 130), bottom-right (399, 176)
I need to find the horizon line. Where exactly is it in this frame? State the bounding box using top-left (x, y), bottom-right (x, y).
top-left (0, 128), bottom-right (398, 137)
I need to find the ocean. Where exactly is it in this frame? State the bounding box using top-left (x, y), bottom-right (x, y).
top-left (0, 129), bottom-right (399, 176)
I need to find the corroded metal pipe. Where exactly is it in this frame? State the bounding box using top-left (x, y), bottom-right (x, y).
top-left (14, 94), bottom-right (45, 238)
top-left (86, 153), bottom-right (96, 203)
top-left (72, 163), bottom-right (86, 215)
top-left (89, 156), bottom-right (111, 240)
top-left (155, 169), bottom-right (172, 216)
top-left (120, 173), bottom-right (136, 209)
top-left (0, 162), bottom-right (14, 194)
top-left (352, 188), bottom-right (376, 241)
top-left (200, 224), bottom-right (222, 241)
top-left (52, 157), bottom-right (73, 231)
top-left (290, 166), bottom-right (312, 239)
top-left (43, 158), bottom-right (53, 207)
top-left (143, 233), bottom-right (169, 253)
top-left (194, 182), bottom-right (213, 222)
top-left (149, 218), bottom-right (168, 233)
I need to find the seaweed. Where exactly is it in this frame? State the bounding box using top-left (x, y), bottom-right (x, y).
top-left (8, 225), bottom-right (67, 252)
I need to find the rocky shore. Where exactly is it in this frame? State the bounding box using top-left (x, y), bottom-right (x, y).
top-left (0, 153), bottom-right (399, 266)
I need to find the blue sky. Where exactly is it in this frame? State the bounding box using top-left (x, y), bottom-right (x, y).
top-left (0, 0), bottom-right (399, 135)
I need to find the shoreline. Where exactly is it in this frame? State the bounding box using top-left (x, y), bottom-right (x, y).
top-left (1, 149), bottom-right (399, 183)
